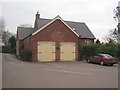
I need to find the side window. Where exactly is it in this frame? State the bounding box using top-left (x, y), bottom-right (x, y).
top-left (94, 55), bottom-right (98, 58)
top-left (99, 55), bottom-right (102, 57)
top-left (94, 55), bottom-right (100, 58)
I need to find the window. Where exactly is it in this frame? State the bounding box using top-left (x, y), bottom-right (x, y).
top-left (94, 55), bottom-right (99, 58)
top-left (85, 40), bottom-right (91, 44)
top-left (102, 54), bottom-right (113, 58)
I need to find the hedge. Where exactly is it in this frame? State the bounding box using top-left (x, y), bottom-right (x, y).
top-left (81, 43), bottom-right (120, 60)
top-left (2, 46), bottom-right (16, 54)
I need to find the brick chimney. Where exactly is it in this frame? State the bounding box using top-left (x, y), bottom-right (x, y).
top-left (36, 11), bottom-right (40, 19)
top-left (34, 11), bottom-right (40, 29)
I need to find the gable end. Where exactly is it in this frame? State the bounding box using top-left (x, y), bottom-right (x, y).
top-left (32, 16), bottom-right (79, 37)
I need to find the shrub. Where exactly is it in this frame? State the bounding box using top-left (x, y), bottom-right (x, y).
top-left (81, 43), bottom-right (119, 59)
top-left (98, 43), bottom-right (118, 57)
top-left (118, 44), bottom-right (120, 61)
top-left (81, 44), bottom-right (99, 57)
top-left (2, 36), bottom-right (16, 54)
top-left (2, 46), bottom-right (11, 53)
top-left (20, 50), bottom-right (32, 62)
top-left (2, 45), bottom-right (16, 54)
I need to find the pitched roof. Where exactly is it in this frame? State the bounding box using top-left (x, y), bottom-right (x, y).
top-left (17, 16), bottom-right (95, 40)
top-left (65, 21), bottom-right (95, 39)
top-left (33, 16), bottom-right (79, 37)
top-left (36, 18), bottom-right (51, 29)
top-left (35, 18), bottom-right (95, 39)
top-left (17, 27), bottom-right (35, 40)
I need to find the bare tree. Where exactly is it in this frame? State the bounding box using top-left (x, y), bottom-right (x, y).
top-left (113, 2), bottom-right (120, 43)
top-left (0, 17), bottom-right (14, 46)
top-left (0, 17), bottom-right (6, 45)
top-left (0, 17), bottom-right (6, 31)
top-left (104, 29), bottom-right (120, 44)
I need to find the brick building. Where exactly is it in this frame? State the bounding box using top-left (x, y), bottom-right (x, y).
top-left (16, 12), bottom-right (95, 62)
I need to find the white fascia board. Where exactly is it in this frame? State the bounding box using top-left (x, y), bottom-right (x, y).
top-left (32, 15), bottom-right (79, 37)
top-left (58, 16), bottom-right (79, 37)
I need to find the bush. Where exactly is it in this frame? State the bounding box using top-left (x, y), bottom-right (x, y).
top-left (81, 43), bottom-right (119, 59)
top-left (97, 43), bottom-right (118, 57)
top-left (81, 44), bottom-right (99, 57)
top-left (2, 46), bottom-right (11, 53)
top-left (20, 50), bottom-right (32, 62)
top-left (2, 45), bottom-right (16, 54)
top-left (118, 44), bottom-right (120, 61)
top-left (2, 36), bottom-right (16, 54)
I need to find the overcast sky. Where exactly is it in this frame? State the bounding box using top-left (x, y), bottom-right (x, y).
top-left (0, 0), bottom-right (119, 41)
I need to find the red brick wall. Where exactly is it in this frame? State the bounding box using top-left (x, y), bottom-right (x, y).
top-left (32, 19), bottom-right (79, 62)
top-left (23, 36), bottom-right (32, 51)
top-left (79, 39), bottom-right (85, 45)
top-left (19, 40), bottom-right (23, 53)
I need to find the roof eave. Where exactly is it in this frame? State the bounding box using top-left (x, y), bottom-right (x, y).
top-left (80, 37), bottom-right (96, 39)
top-left (32, 15), bottom-right (79, 37)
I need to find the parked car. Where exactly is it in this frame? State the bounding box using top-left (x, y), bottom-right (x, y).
top-left (86, 54), bottom-right (118, 66)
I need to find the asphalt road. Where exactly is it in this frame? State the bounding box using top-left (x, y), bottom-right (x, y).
top-left (2, 54), bottom-right (118, 88)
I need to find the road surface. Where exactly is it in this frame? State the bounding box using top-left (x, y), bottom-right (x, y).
top-left (2, 54), bottom-right (118, 88)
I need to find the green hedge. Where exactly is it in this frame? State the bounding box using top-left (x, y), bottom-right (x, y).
top-left (81, 44), bottom-right (99, 57)
top-left (81, 43), bottom-right (119, 60)
top-left (97, 43), bottom-right (118, 57)
top-left (2, 46), bottom-right (16, 54)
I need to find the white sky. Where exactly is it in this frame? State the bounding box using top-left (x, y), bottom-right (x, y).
top-left (0, 0), bottom-right (119, 40)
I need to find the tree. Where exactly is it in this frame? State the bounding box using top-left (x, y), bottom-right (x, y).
top-left (95, 39), bottom-right (100, 44)
top-left (0, 17), bottom-right (14, 45)
top-left (113, 2), bottom-right (120, 43)
top-left (8, 36), bottom-right (16, 53)
top-left (114, 6), bottom-right (120, 33)
top-left (0, 17), bottom-right (6, 45)
top-left (104, 29), bottom-right (120, 44)
top-left (108, 38), bottom-right (114, 43)
top-left (9, 36), bottom-right (16, 49)
top-left (0, 17), bottom-right (6, 31)
top-left (2, 36), bottom-right (16, 54)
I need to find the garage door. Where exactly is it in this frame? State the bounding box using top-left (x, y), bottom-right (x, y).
top-left (60, 42), bottom-right (76, 61)
top-left (37, 42), bottom-right (55, 62)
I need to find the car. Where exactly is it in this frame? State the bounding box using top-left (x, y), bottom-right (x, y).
top-left (86, 54), bottom-right (118, 66)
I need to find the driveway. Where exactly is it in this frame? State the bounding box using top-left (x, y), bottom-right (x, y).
top-left (2, 54), bottom-right (118, 88)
